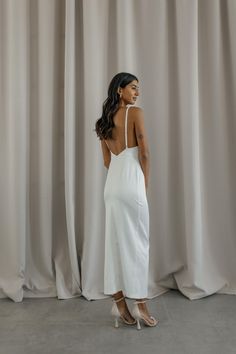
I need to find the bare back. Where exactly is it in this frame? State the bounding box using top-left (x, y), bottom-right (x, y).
top-left (104, 106), bottom-right (138, 156)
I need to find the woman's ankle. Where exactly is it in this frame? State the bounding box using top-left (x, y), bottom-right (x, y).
top-left (112, 290), bottom-right (124, 300)
top-left (135, 298), bottom-right (147, 302)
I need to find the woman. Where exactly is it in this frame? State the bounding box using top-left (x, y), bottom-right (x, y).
top-left (95, 72), bottom-right (158, 330)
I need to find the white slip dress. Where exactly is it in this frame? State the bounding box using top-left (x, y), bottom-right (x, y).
top-left (103, 105), bottom-right (150, 299)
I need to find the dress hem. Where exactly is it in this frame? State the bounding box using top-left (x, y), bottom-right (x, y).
top-left (104, 291), bottom-right (148, 299)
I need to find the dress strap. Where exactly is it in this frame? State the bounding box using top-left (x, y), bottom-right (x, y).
top-left (125, 105), bottom-right (130, 148)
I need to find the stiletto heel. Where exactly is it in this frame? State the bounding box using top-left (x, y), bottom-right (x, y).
top-left (131, 300), bottom-right (159, 330)
top-left (111, 295), bottom-right (137, 327)
top-left (114, 317), bottom-right (119, 328)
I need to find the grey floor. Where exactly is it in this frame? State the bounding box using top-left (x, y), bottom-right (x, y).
top-left (0, 290), bottom-right (236, 354)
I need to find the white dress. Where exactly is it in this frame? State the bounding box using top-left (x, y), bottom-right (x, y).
top-left (103, 105), bottom-right (150, 298)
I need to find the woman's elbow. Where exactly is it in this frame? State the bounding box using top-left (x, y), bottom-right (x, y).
top-left (104, 160), bottom-right (110, 169)
top-left (139, 150), bottom-right (150, 161)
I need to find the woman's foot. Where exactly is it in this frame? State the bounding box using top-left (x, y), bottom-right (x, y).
top-left (112, 292), bottom-right (136, 324)
top-left (136, 299), bottom-right (157, 325)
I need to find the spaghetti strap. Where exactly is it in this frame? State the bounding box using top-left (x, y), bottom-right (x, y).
top-left (125, 105), bottom-right (130, 148)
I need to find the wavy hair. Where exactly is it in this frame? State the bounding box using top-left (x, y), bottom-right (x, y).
top-left (94, 72), bottom-right (138, 140)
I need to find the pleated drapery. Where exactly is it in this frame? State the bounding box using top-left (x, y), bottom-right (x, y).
top-left (0, 0), bottom-right (236, 302)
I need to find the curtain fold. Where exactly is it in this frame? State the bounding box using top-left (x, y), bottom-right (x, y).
top-left (0, 0), bottom-right (235, 302)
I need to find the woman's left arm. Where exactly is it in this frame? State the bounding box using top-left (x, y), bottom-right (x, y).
top-left (100, 140), bottom-right (111, 169)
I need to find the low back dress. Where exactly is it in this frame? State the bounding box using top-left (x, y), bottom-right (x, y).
top-left (103, 104), bottom-right (150, 299)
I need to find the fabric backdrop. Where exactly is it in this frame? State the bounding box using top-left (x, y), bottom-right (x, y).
top-left (0, 0), bottom-right (236, 302)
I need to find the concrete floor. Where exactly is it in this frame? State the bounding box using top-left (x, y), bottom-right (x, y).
top-left (0, 290), bottom-right (236, 354)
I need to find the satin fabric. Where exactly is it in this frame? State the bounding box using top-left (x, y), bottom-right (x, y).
top-left (103, 106), bottom-right (150, 298)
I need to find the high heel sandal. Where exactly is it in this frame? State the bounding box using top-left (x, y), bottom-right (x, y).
top-left (132, 300), bottom-right (159, 330)
top-left (111, 296), bottom-right (137, 328)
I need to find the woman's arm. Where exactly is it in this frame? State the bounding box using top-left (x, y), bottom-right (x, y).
top-left (134, 107), bottom-right (150, 190)
top-left (100, 139), bottom-right (111, 169)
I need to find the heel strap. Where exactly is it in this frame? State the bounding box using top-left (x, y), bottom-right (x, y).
top-left (113, 296), bottom-right (125, 303)
top-left (134, 300), bottom-right (147, 304)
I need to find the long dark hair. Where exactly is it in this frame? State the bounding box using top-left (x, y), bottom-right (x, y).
top-left (94, 72), bottom-right (138, 140)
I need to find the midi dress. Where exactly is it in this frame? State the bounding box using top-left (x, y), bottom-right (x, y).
top-left (103, 105), bottom-right (150, 299)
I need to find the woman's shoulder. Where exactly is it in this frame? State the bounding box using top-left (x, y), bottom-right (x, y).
top-left (128, 105), bottom-right (144, 118)
top-left (128, 105), bottom-right (143, 111)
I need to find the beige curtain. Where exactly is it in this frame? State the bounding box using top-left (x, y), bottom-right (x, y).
top-left (0, 0), bottom-right (236, 302)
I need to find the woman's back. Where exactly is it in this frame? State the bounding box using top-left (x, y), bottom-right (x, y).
top-left (104, 106), bottom-right (138, 156)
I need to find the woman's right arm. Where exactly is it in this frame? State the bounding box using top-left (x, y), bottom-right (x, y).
top-left (134, 107), bottom-right (150, 190)
top-left (100, 139), bottom-right (111, 169)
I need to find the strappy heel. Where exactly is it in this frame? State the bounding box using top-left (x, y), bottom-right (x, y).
top-left (131, 300), bottom-right (159, 330)
top-left (111, 296), bottom-right (137, 328)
